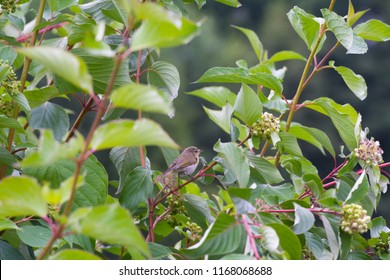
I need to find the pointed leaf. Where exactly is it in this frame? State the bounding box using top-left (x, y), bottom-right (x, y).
top-left (197, 67), bottom-right (283, 94)
top-left (90, 119), bottom-right (178, 150)
top-left (148, 61), bottom-right (180, 101)
top-left (203, 104), bottom-right (234, 133)
top-left (186, 86), bottom-right (236, 107)
top-left (354, 19), bottom-right (390, 42)
top-left (17, 47), bottom-right (93, 93)
top-left (321, 9), bottom-right (353, 49)
top-left (234, 84), bottom-right (262, 126)
top-left (119, 166), bottom-right (153, 211)
top-left (232, 25), bottom-right (263, 61)
top-left (215, 0), bottom-right (241, 8)
top-left (69, 204), bottom-right (149, 257)
top-left (0, 146), bottom-right (17, 167)
top-left (268, 223), bottom-right (302, 260)
top-left (214, 140), bottom-right (250, 188)
top-left (293, 203), bottom-right (315, 234)
top-left (110, 83), bottom-right (173, 116)
top-left (17, 225), bottom-right (52, 248)
top-left (345, 170), bottom-right (369, 204)
top-left (245, 152), bottom-right (284, 184)
top-left (23, 86), bottom-right (63, 109)
top-left (320, 215), bottom-right (340, 260)
top-left (269, 50), bottom-right (306, 62)
top-left (0, 176), bottom-right (47, 217)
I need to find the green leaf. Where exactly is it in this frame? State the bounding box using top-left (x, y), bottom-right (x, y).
top-left (110, 83), bottom-right (173, 116)
top-left (182, 213), bottom-right (245, 258)
top-left (0, 116), bottom-right (24, 133)
top-left (293, 203), bottom-right (315, 234)
top-left (186, 86), bottom-right (236, 108)
top-left (277, 132), bottom-right (303, 157)
top-left (23, 156), bottom-right (107, 209)
top-left (329, 62), bottom-right (367, 100)
top-left (29, 102), bottom-right (69, 141)
top-left (287, 6), bottom-right (326, 52)
top-left (69, 204), bottom-right (149, 258)
top-left (234, 84), bottom-right (262, 126)
top-left (110, 147), bottom-right (142, 194)
top-left (269, 50), bottom-right (306, 62)
top-left (197, 67), bottom-right (283, 94)
top-left (232, 25), bottom-right (263, 61)
top-left (0, 218), bottom-right (19, 231)
top-left (131, 17), bottom-right (199, 50)
top-left (320, 215), bottom-right (339, 259)
top-left (184, 194), bottom-right (214, 225)
top-left (0, 176), bottom-right (47, 217)
top-left (354, 19), bottom-right (390, 42)
top-left (347, 1), bottom-right (369, 27)
top-left (17, 47), bottom-right (93, 93)
top-left (119, 166), bottom-right (153, 211)
top-left (214, 141), bottom-right (250, 188)
top-left (203, 104), bottom-right (234, 134)
top-left (321, 8), bottom-right (367, 54)
top-left (12, 93), bottom-right (31, 117)
top-left (0, 146), bottom-right (17, 168)
top-left (345, 171), bottom-right (369, 204)
top-left (370, 217), bottom-right (390, 238)
top-left (305, 97), bottom-right (359, 151)
top-left (22, 130), bottom-right (83, 167)
top-left (23, 86), bottom-right (64, 109)
top-left (17, 225), bottom-right (52, 248)
top-left (149, 243), bottom-right (173, 260)
top-left (0, 46), bottom-right (17, 64)
top-left (260, 226), bottom-right (279, 253)
top-left (215, 0), bottom-right (241, 8)
top-left (49, 249), bottom-right (101, 260)
top-left (148, 61), bottom-right (180, 101)
top-left (268, 223), bottom-right (302, 260)
top-left (90, 119), bottom-right (178, 150)
top-left (245, 152), bottom-right (284, 184)
top-left (289, 122), bottom-right (335, 157)
top-left (305, 231), bottom-right (328, 260)
top-left (0, 240), bottom-right (24, 260)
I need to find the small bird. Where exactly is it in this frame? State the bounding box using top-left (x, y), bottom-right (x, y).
top-left (164, 146), bottom-right (202, 176)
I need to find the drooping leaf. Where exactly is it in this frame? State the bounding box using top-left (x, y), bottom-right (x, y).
top-left (305, 231), bottom-right (328, 260)
top-left (29, 102), bottom-right (70, 141)
top-left (214, 141), bottom-right (250, 188)
top-left (196, 67), bottom-right (283, 94)
top-left (203, 104), bottom-right (234, 134)
top-left (119, 166), bottom-right (153, 211)
top-left (370, 217), bottom-right (390, 238)
top-left (320, 215), bottom-right (340, 260)
top-left (293, 203), bottom-right (315, 234)
top-left (245, 152), bottom-right (284, 184)
top-left (305, 97), bottom-right (359, 151)
top-left (215, 0), bottom-right (241, 8)
top-left (289, 122), bottom-right (335, 157)
top-left (17, 47), bottom-right (93, 93)
top-left (345, 171), bottom-right (369, 204)
top-left (0, 116), bottom-right (24, 133)
top-left (90, 119), bottom-right (178, 150)
top-left (232, 25), bottom-right (263, 61)
top-left (268, 223), bottom-right (302, 260)
top-left (184, 194), bottom-right (215, 226)
top-left (0, 146), bottom-right (17, 168)
top-left (287, 6), bottom-right (326, 52)
top-left (69, 204), bottom-right (149, 257)
top-left (186, 86), bottom-right (236, 108)
top-left (234, 84), bottom-right (262, 126)
top-left (148, 61), bottom-right (180, 101)
top-left (277, 132), bottom-right (303, 157)
top-left (110, 83), bottom-right (174, 116)
top-left (329, 61), bottom-right (367, 100)
top-left (0, 176), bottom-right (47, 217)
top-left (354, 19), bottom-right (390, 42)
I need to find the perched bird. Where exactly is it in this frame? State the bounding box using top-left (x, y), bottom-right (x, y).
top-left (164, 146), bottom-right (202, 176)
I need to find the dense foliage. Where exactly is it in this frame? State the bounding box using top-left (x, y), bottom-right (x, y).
top-left (0, 0), bottom-right (390, 260)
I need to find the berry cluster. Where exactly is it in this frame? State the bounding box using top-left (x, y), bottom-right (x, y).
top-left (372, 239), bottom-right (390, 255)
top-left (0, 0), bottom-right (17, 13)
top-left (354, 137), bottom-right (383, 166)
top-left (0, 60), bottom-right (20, 117)
top-left (164, 194), bottom-right (187, 227)
top-left (185, 221), bottom-right (203, 242)
top-left (251, 112), bottom-right (280, 140)
top-left (341, 204), bottom-right (371, 234)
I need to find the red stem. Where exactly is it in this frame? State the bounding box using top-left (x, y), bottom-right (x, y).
top-left (241, 215), bottom-right (261, 260)
top-left (17, 22), bottom-right (69, 42)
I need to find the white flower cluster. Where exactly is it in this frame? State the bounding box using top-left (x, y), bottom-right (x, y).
top-left (341, 204), bottom-right (371, 235)
top-left (354, 137), bottom-right (383, 166)
top-left (251, 112), bottom-right (280, 139)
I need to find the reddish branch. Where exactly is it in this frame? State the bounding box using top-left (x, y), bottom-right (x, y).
top-left (17, 22), bottom-right (69, 43)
